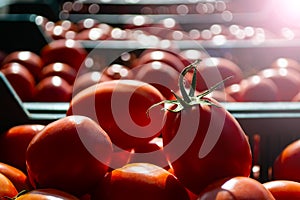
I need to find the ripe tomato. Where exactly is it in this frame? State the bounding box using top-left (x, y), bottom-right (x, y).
top-left (2, 51), bottom-right (43, 80)
top-left (156, 62), bottom-right (252, 194)
top-left (102, 63), bottom-right (133, 80)
top-left (259, 68), bottom-right (300, 101)
top-left (198, 176), bottom-right (275, 199)
top-left (136, 49), bottom-right (186, 72)
top-left (67, 80), bottom-right (165, 150)
top-left (92, 163), bottom-right (189, 200)
top-left (0, 173), bottom-right (18, 198)
top-left (263, 180), bottom-right (300, 200)
top-left (0, 62), bottom-right (35, 101)
top-left (194, 57), bottom-right (243, 92)
top-left (40, 39), bottom-right (87, 71)
top-left (34, 76), bottom-right (72, 102)
top-left (0, 124), bottom-right (45, 172)
top-left (72, 71), bottom-right (112, 96)
top-left (273, 139), bottom-right (300, 182)
top-left (26, 115), bottom-right (113, 197)
top-left (134, 61), bottom-right (180, 99)
top-left (39, 62), bottom-right (77, 85)
top-left (15, 189), bottom-right (79, 200)
top-left (271, 57), bottom-right (300, 73)
top-left (238, 75), bottom-right (279, 102)
top-left (0, 162), bottom-right (31, 192)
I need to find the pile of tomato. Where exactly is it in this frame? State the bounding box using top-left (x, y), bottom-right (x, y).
top-left (2, 38), bottom-right (300, 200)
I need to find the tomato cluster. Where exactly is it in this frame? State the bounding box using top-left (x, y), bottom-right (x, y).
top-left (2, 40), bottom-right (300, 199)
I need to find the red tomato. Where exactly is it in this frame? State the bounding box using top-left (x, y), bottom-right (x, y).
top-left (263, 180), bottom-right (300, 200)
top-left (259, 68), bottom-right (300, 101)
top-left (102, 63), bottom-right (133, 80)
top-left (0, 124), bottom-right (45, 172)
top-left (15, 188), bottom-right (79, 200)
top-left (158, 63), bottom-right (252, 194)
top-left (136, 50), bottom-right (186, 72)
top-left (40, 39), bottom-right (87, 71)
top-left (67, 80), bottom-right (165, 150)
top-left (1, 62), bottom-right (35, 101)
top-left (92, 163), bottom-right (189, 200)
top-left (72, 71), bottom-right (112, 96)
top-left (76, 18), bottom-right (100, 31)
top-left (2, 51), bottom-right (43, 80)
top-left (194, 57), bottom-right (243, 92)
top-left (134, 61), bottom-right (180, 99)
top-left (0, 162), bottom-right (31, 192)
top-left (0, 173), bottom-right (18, 198)
top-left (238, 75), bottom-right (279, 102)
top-left (225, 83), bottom-right (243, 102)
top-left (26, 115), bottom-right (113, 197)
top-left (39, 62), bottom-right (77, 85)
top-left (271, 57), bottom-right (300, 73)
top-left (34, 76), bottom-right (72, 102)
top-left (273, 139), bottom-right (300, 182)
top-left (198, 176), bottom-right (275, 199)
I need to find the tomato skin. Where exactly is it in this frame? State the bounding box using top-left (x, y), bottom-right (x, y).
top-left (15, 189), bottom-right (79, 200)
top-left (0, 124), bottom-right (45, 172)
top-left (92, 163), bottom-right (189, 200)
top-left (0, 62), bottom-right (36, 101)
top-left (26, 115), bottom-right (113, 197)
top-left (198, 176), bottom-right (275, 200)
top-left (67, 80), bottom-right (165, 150)
top-left (162, 98), bottom-right (252, 194)
top-left (40, 39), bottom-right (87, 71)
top-left (272, 139), bottom-right (300, 182)
top-left (0, 162), bottom-right (31, 192)
top-left (0, 173), bottom-right (18, 198)
top-left (34, 76), bottom-right (72, 102)
top-left (263, 180), bottom-right (300, 200)
top-left (2, 51), bottom-right (43, 80)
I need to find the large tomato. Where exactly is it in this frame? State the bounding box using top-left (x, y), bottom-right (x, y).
top-left (272, 139), bottom-right (300, 182)
top-left (26, 115), bottom-right (113, 197)
top-left (263, 180), bottom-right (300, 200)
top-left (67, 79), bottom-right (165, 150)
top-left (92, 163), bottom-right (189, 200)
top-left (15, 189), bottom-right (79, 200)
top-left (155, 62), bottom-right (252, 194)
top-left (0, 124), bottom-right (45, 172)
top-left (198, 176), bottom-right (275, 199)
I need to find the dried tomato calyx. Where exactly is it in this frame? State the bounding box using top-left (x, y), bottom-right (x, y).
top-left (147, 60), bottom-right (231, 114)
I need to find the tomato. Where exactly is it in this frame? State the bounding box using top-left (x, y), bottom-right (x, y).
top-left (2, 51), bottom-right (43, 80)
top-left (0, 173), bottom-right (18, 198)
top-left (194, 57), bottom-right (244, 92)
top-left (34, 76), bottom-right (72, 102)
top-left (0, 62), bottom-right (35, 102)
top-left (92, 163), bottom-right (189, 200)
top-left (136, 49), bottom-right (186, 72)
top-left (76, 18), bottom-right (100, 31)
top-left (134, 61), bottom-right (180, 99)
top-left (40, 39), bottom-right (87, 71)
top-left (238, 75), bottom-right (279, 102)
top-left (155, 62), bottom-right (252, 194)
top-left (67, 80), bottom-right (165, 150)
top-left (15, 189), bottom-right (79, 200)
top-left (198, 176), bottom-right (275, 199)
top-left (0, 124), bottom-right (45, 172)
top-left (272, 139), bottom-right (300, 182)
top-left (72, 71), bottom-right (112, 96)
top-left (26, 115), bottom-right (113, 197)
top-left (259, 68), bottom-right (300, 101)
top-left (102, 63), bottom-right (133, 80)
top-left (263, 180), bottom-right (300, 200)
top-left (39, 62), bottom-right (77, 85)
top-left (0, 162), bottom-right (31, 192)
top-left (74, 27), bottom-right (109, 40)
top-left (271, 57), bottom-right (300, 73)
